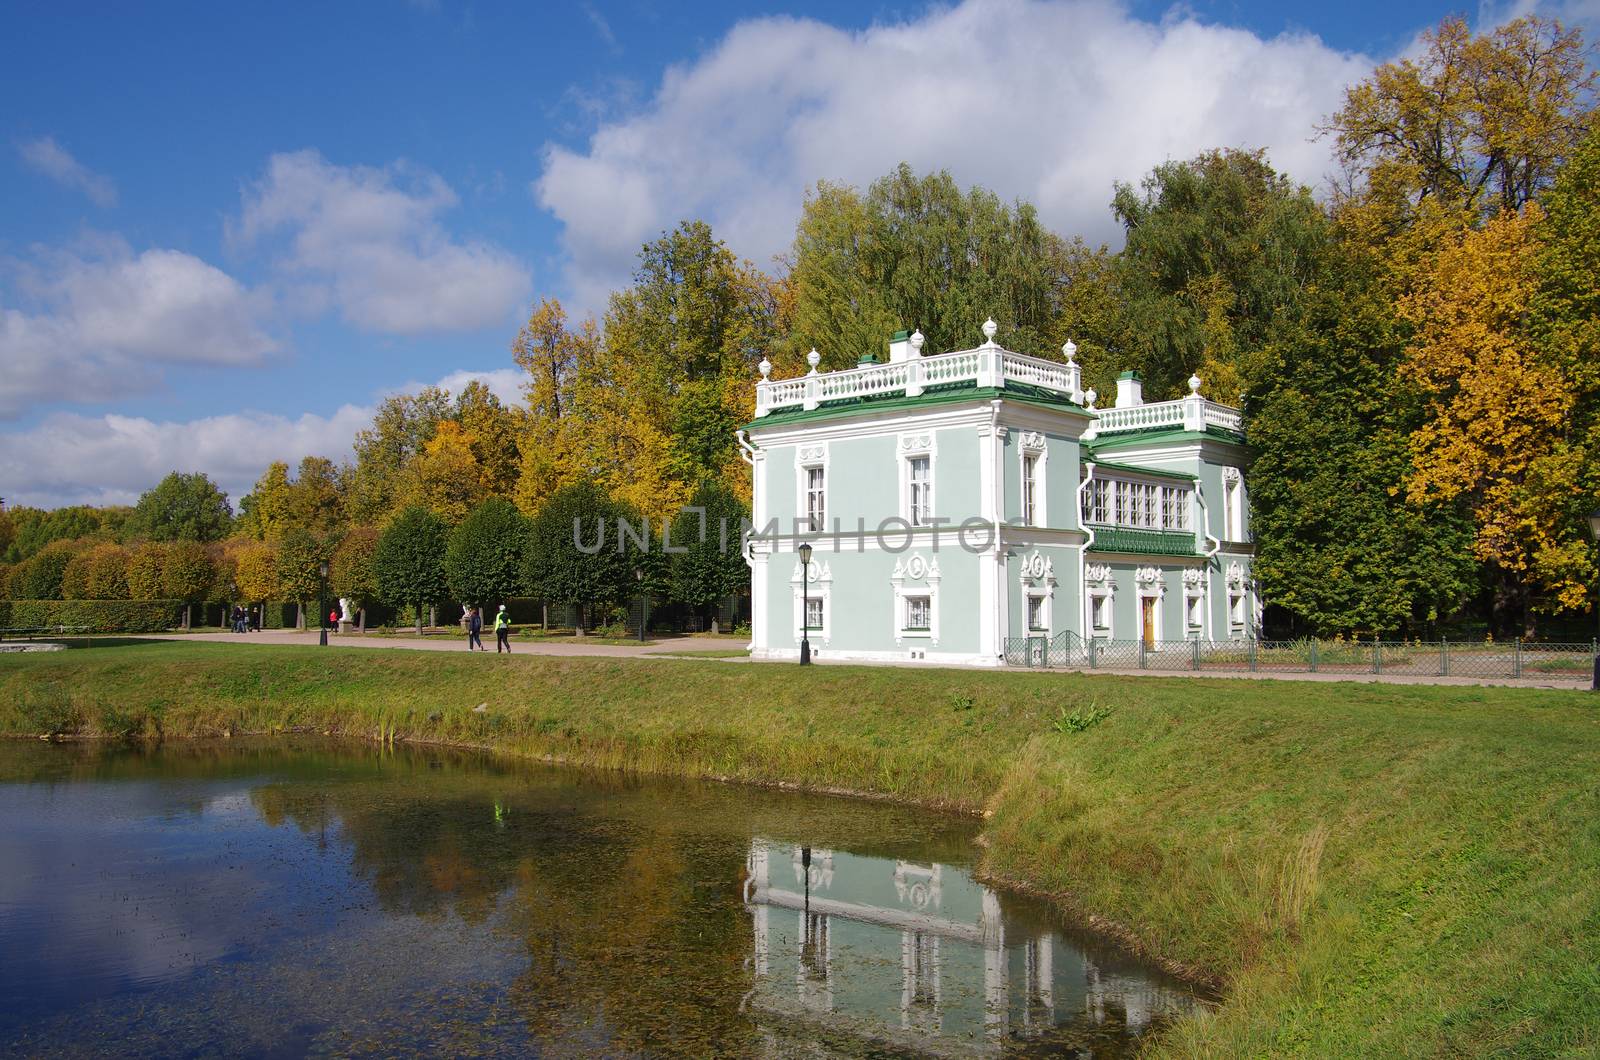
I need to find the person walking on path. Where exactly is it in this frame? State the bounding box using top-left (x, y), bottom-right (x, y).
top-left (494, 605), bottom-right (512, 653)
top-left (467, 606), bottom-right (484, 651)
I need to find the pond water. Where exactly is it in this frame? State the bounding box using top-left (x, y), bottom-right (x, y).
top-left (0, 739), bottom-right (1204, 1057)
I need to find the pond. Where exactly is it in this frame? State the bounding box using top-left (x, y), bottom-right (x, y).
top-left (0, 739), bottom-right (1205, 1056)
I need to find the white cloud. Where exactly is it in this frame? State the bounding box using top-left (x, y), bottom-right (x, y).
top-left (0, 369), bottom-right (524, 508)
top-left (0, 236), bottom-right (277, 418)
top-left (535, 0), bottom-right (1375, 309)
top-left (18, 137), bottom-right (118, 207)
top-left (233, 150), bottom-right (532, 335)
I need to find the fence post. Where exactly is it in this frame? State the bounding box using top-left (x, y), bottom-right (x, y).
top-left (1440, 638), bottom-right (1448, 677)
top-left (1249, 636), bottom-right (1257, 672)
top-left (1192, 637), bottom-right (1201, 672)
top-left (1310, 638), bottom-right (1319, 673)
top-left (1374, 635), bottom-right (1382, 676)
top-left (1088, 637), bottom-right (1097, 669)
top-left (1514, 638), bottom-right (1522, 679)
top-left (1139, 636), bottom-right (1147, 670)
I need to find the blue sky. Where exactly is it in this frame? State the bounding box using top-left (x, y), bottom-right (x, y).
top-left (0, 0), bottom-right (1585, 507)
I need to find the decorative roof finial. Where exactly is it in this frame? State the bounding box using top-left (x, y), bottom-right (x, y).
top-left (806, 349), bottom-right (821, 374)
top-left (1084, 388), bottom-right (1098, 410)
top-left (909, 329), bottom-right (925, 352)
top-left (1062, 339), bottom-right (1077, 363)
top-left (1188, 374), bottom-right (1202, 395)
top-left (758, 357), bottom-right (772, 379)
top-left (981, 318), bottom-right (998, 343)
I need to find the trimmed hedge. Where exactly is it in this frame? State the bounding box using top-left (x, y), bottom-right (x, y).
top-left (0, 599), bottom-right (181, 633)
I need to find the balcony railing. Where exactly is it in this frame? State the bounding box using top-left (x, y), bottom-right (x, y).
top-left (751, 342), bottom-right (1242, 437)
top-left (1088, 397), bottom-right (1242, 437)
top-left (754, 344), bottom-right (1081, 417)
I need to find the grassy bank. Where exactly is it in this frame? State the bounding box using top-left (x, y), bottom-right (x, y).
top-left (2, 642), bottom-right (1596, 1056)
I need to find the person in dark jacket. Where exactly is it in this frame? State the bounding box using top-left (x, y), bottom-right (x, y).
top-left (467, 607), bottom-right (484, 651)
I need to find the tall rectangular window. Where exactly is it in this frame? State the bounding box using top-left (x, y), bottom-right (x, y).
top-left (1161, 487), bottom-right (1174, 529)
top-left (908, 456), bottom-right (932, 526)
top-left (905, 595), bottom-right (930, 630)
top-left (1143, 484), bottom-right (1159, 528)
top-left (1113, 481), bottom-right (1129, 525)
top-left (1224, 478), bottom-right (1241, 540)
top-left (805, 597), bottom-right (825, 630)
top-left (1169, 488), bottom-right (1190, 530)
top-left (1093, 480), bottom-right (1109, 523)
top-left (805, 466), bottom-right (825, 532)
top-left (1022, 454), bottom-right (1039, 526)
top-left (1027, 594), bottom-right (1046, 631)
top-left (1091, 593), bottom-right (1111, 632)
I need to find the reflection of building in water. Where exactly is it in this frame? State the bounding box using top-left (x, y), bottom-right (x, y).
top-left (742, 839), bottom-right (1194, 1055)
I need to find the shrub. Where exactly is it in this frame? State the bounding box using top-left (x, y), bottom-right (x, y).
top-left (4, 599), bottom-right (180, 633)
top-left (445, 498), bottom-right (529, 606)
top-left (126, 545), bottom-right (168, 600)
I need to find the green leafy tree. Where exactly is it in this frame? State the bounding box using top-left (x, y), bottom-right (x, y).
top-left (787, 165), bottom-right (1063, 367)
top-left (233, 543), bottom-right (279, 621)
top-left (126, 545), bottom-right (168, 600)
top-left (331, 527), bottom-right (380, 631)
top-left (669, 480), bottom-right (748, 625)
top-left (444, 498), bottom-right (530, 606)
top-left (1248, 243), bottom-right (1476, 634)
top-left (60, 548), bottom-right (94, 599)
top-left (128, 472), bottom-right (233, 543)
top-left (523, 482), bottom-right (639, 632)
top-left (84, 544), bottom-right (131, 600)
top-left (161, 541), bottom-right (216, 629)
top-left (4, 505), bottom-right (125, 563)
top-left (1110, 148), bottom-right (1332, 403)
top-left (0, 499), bottom-right (14, 558)
top-left (275, 529), bottom-right (326, 631)
top-left (374, 506), bottom-right (449, 635)
top-left (14, 542), bottom-right (78, 599)
top-left (350, 387), bottom-right (451, 524)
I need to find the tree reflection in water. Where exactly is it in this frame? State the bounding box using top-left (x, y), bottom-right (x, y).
top-left (0, 739), bottom-right (1206, 1057)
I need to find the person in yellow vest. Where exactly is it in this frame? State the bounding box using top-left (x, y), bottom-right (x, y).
top-left (494, 605), bottom-right (512, 653)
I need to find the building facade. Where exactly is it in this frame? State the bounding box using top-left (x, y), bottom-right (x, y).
top-left (740, 322), bottom-right (1255, 666)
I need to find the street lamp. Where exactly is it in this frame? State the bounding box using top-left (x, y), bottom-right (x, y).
top-left (634, 567), bottom-right (646, 644)
top-left (318, 559), bottom-right (330, 647)
top-left (1588, 506), bottom-right (1600, 691)
top-left (797, 541), bottom-right (813, 665)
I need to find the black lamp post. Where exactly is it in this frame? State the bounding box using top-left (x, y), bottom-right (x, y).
top-left (318, 559), bottom-right (330, 647)
top-left (634, 567), bottom-right (646, 644)
top-left (798, 541), bottom-right (813, 665)
top-left (1588, 506), bottom-right (1600, 691)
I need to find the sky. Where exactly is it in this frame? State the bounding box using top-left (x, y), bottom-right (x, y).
top-left (2, 0), bottom-right (1594, 509)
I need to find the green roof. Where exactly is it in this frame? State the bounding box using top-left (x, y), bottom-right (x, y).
top-left (744, 380), bottom-right (1089, 431)
top-left (1116, 370), bottom-right (1142, 380)
top-left (1084, 458), bottom-right (1198, 482)
top-left (891, 329), bottom-right (910, 341)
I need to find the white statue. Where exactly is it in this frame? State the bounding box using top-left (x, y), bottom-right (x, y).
top-left (339, 597), bottom-right (353, 622)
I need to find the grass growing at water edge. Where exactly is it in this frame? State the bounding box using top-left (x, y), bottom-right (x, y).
top-left (1, 641), bottom-right (1596, 1057)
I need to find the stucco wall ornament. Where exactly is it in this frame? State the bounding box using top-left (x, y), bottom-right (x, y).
top-left (1085, 562), bottom-right (1113, 584)
top-left (893, 554), bottom-right (942, 582)
top-left (1135, 565), bottom-right (1164, 587)
top-left (1222, 466), bottom-right (1242, 486)
top-left (797, 445), bottom-right (825, 464)
top-left (1183, 568), bottom-right (1205, 590)
top-left (791, 561), bottom-right (832, 584)
top-left (1226, 560), bottom-right (1246, 589)
top-left (900, 434), bottom-right (933, 452)
top-left (1020, 431), bottom-right (1046, 451)
top-left (1022, 550), bottom-right (1055, 582)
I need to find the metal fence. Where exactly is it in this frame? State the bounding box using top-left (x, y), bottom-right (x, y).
top-left (1001, 635), bottom-right (1596, 682)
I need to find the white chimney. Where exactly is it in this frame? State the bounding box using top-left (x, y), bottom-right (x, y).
top-left (1114, 370), bottom-right (1144, 408)
top-left (887, 329), bottom-right (911, 363)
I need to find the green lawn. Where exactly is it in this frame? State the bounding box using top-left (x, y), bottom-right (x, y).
top-left (1, 641), bottom-right (1596, 1056)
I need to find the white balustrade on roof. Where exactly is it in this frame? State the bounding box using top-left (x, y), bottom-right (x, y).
top-left (750, 327), bottom-right (1241, 436)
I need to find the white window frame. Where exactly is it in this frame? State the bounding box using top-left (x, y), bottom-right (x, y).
top-left (1228, 591), bottom-right (1246, 634)
top-left (791, 558), bottom-right (832, 646)
top-left (1026, 592), bottom-right (1048, 632)
top-left (1082, 477), bottom-right (1110, 525)
top-left (1089, 591), bottom-right (1113, 638)
top-left (1018, 434), bottom-right (1048, 528)
top-left (1223, 468), bottom-right (1244, 542)
top-left (898, 433), bottom-right (937, 529)
top-left (1185, 591), bottom-right (1205, 634)
top-left (1018, 550), bottom-right (1057, 638)
top-left (804, 466), bottom-right (826, 533)
top-left (794, 444), bottom-right (829, 535)
top-left (904, 594), bottom-right (931, 632)
top-left (805, 596), bottom-right (825, 630)
top-left (890, 552), bottom-right (941, 644)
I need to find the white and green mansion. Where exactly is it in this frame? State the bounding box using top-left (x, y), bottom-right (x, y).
top-left (738, 321), bottom-right (1256, 666)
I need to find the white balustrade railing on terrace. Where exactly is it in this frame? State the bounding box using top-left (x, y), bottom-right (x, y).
top-left (751, 341), bottom-right (1242, 436)
top-left (754, 344), bottom-right (1083, 417)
